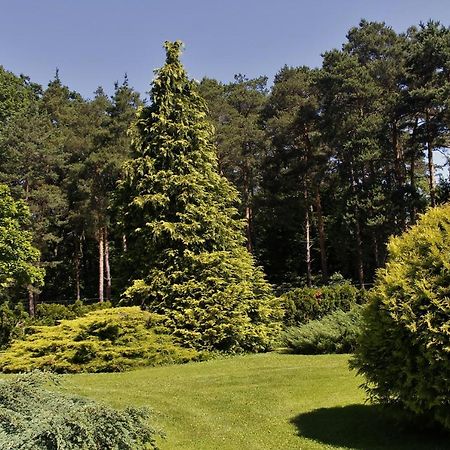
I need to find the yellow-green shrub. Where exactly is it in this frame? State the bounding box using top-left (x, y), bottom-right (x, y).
top-left (0, 307), bottom-right (203, 373)
top-left (351, 206), bottom-right (450, 430)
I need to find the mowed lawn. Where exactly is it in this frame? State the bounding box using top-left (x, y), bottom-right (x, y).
top-left (61, 354), bottom-right (448, 450)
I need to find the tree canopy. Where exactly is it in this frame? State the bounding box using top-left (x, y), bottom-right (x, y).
top-left (0, 184), bottom-right (44, 301)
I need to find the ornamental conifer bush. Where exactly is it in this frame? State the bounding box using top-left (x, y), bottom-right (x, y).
top-left (0, 372), bottom-right (159, 449)
top-left (118, 41), bottom-right (280, 352)
top-left (351, 205), bottom-right (450, 430)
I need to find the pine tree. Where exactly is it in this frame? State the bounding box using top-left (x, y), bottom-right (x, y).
top-left (118, 41), bottom-right (280, 352)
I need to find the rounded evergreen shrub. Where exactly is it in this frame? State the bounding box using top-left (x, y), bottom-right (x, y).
top-left (0, 372), bottom-right (160, 449)
top-left (283, 306), bottom-right (363, 354)
top-left (351, 205), bottom-right (450, 430)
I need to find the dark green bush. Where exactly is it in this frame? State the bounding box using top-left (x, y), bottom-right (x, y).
top-left (0, 307), bottom-right (203, 373)
top-left (0, 372), bottom-right (160, 449)
top-left (280, 277), bottom-right (366, 326)
top-left (282, 306), bottom-right (363, 354)
top-left (0, 302), bottom-right (29, 348)
top-left (351, 205), bottom-right (450, 431)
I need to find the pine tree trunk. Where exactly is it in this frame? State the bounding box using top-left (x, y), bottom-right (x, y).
top-left (243, 163), bottom-right (253, 254)
top-left (355, 219), bottom-right (365, 288)
top-left (104, 227), bottom-right (111, 302)
top-left (314, 185), bottom-right (328, 280)
top-left (393, 120), bottom-right (405, 186)
top-left (304, 185), bottom-right (312, 287)
top-left (245, 205), bottom-right (253, 254)
top-left (426, 110), bottom-right (436, 207)
top-left (349, 154), bottom-right (364, 288)
top-left (75, 255), bottom-right (81, 302)
top-left (98, 227), bottom-right (104, 303)
top-left (27, 286), bottom-right (35, 317)
top-left (410, 117), bottom-right (419, 223)
top-left (373, 232), bottom-right (380, 268)
top-left (75, 235), bottom-right (82, 301)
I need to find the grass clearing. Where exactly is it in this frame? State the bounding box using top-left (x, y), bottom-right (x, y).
top-left (61, 353), bottom-right (448, 449)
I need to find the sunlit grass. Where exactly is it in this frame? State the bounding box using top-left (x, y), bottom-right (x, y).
top-left (61, 353), bottom-right (448, 450)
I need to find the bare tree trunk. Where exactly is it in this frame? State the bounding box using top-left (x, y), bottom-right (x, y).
top-left (410, 117), bottom-right (419, 223)
top-left (355, 219), bottom-right (365, 288)
top-left (373, 233), bottom-right (380, 268)
top-left (98, 227), bottom-right (104, 303)
top-left (313, 185), bottom-right (328, 280)
top-left (104, 227), bottom-right (111, 302)
top-left (245, 205), bottom-right (253, 254)
top-left (304, 185), bottom-right (312, 287)
top-left (27, 286), bottom-right (35, 317)
top-left (426, 110), bottom-right (436, 207)
top-left (122, 234), bottom-right (127, 252)
top-left (75, 235), bottom-right (82, 301)
top-left (393, 120), bottom-right (405, 186)
top-left (349, 154), bottom-right (364, 288)
top-left (75, 256), bottom-right (81, 302)
top-left (243, 163), bottom-right (253, 254)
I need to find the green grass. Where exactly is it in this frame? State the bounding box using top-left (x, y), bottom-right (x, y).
top-left (61, 353), bottom-right (448, 450)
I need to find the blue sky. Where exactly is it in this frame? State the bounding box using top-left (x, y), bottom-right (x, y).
top-left (1, 0), bottom-right (450, 98)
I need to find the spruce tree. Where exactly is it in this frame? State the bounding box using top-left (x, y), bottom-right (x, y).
top-left (118, 41), bottom-right (280, 352)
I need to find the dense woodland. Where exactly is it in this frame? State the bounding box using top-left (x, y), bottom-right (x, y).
top-left (1, 19), bottom-right (450, 309)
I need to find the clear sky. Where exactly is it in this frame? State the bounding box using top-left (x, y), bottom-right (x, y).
top-left (1, 0), bottom-right (450, 98)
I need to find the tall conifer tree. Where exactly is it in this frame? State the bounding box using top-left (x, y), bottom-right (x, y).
top-left (118, 41), bottom-right (279, 352)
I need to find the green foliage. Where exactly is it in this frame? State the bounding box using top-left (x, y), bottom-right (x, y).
top-left (0, 184), bottom-right (44, 297)
top-left (35, 300), bottom-right (112, 325)
top-left (280, 278), bottom-right (366, 326)
top-left (0, 306), bottom-right (202, 373)
top-left (118, 42), bottom-right (281, 352)
top-left (0, 300), bottom-right (112, 349)
top-left (0, 372), bottom-right (159, 449)
top-left (351, 205), bottom-right (450, 430)
top-left (0, 301), bottom-right (28, 348)
top-left (282, 306), bottom-right (363, 354)
top-left (0, 66), bottom-right (39, 127)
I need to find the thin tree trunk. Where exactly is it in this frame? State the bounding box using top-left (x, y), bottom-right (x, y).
top-left (426, 110), bottom-right (436, 207)
top-left (245, 205), bottom-right (253, 254)
top-left (104, 227), bottom-right (111, 302)
top-left (393, 120), bottom-right (405, 186)
top-left (355, 219), bottom-right (365, 288)
top-left (313, 185), bottom-right (328, 280)
top-left (301, 128), bottom-right (314, 286)
top-left (304, 184), bottom-right (312, 287)
top-left (27, 286), bottom-right (35, 317)
top-left (349, 154), bottom-right (364, 288)
top-left (122, 234), bottom-right (127, 252)
top-left (74, 235), bottom-right (82, 301)
top-left (98, 227), bottom-right (104, 303)
top-left (373, 233), bottom-right (380, 268)
top-left (243, 163), bottom-right (253, 254)
top-left (410, 117), bottom-right (419, 223)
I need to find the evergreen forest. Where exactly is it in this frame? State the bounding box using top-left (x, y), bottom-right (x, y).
top-left (1, 20), bottom-right (450, 307)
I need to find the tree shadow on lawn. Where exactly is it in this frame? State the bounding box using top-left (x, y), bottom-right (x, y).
top-left (291, 404), bottom-right (449, 450)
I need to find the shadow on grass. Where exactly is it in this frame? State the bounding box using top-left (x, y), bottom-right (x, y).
top-left (291, 404), bottom-right (449, 450)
